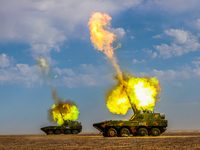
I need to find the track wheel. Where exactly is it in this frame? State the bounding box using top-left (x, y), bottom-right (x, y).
top-left (72, 130), bottom-right (78, 134)
top-left (54, 130), bottom-right (61, 135)
top-left (120, 128), bottom-right (130, 137)
top-left (107, 128), bottom-right (117, 137)
top-left (151, 128), bottom-right (160, 136)
top-left (138, 128), bottom-right (148, 136)
top-left (47, 130), bottom-right (53, 135)
top-left (64, 130), bottom-right (71, 134)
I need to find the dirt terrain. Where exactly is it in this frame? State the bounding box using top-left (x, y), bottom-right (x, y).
top-left (0, 131), bottom-right (200, 150)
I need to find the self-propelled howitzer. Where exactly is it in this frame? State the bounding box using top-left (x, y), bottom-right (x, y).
top-left (41, 120), bottom-right (82, 135)
top-left (93, 93), bottom-right (168, 137)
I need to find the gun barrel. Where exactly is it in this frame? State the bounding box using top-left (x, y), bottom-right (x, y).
top-left (57, 107), bottom-right (65, 122)
top-left (126, 94), bottom-right (137, 114)
top-left (123, 84), bottom-right (139, 115)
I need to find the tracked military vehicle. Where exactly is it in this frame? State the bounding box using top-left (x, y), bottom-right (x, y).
top-left (41, 121), bottom-right (82, 135)
top-left (93, 94), bottom-right (168, 137)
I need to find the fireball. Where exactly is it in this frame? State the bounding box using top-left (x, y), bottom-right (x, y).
top-left (51, 103), bottom-right (79, 125)
top-left (106, 76), bottom-right (161, 114)
top-left (107, 84), bottom-right (131, 115)
top-left (127, 77), bottom-right (160, 111)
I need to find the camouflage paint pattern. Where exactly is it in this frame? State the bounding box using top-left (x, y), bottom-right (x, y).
top-left (41, 121), bottom-right (82, 135)
top-left (93, 112), bottom-right (167, 136)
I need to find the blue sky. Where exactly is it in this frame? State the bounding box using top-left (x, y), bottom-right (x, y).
top-left (1, 0), bottom-right (200, 134)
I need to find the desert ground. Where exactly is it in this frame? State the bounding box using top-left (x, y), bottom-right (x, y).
top-left (0, 131), bottom-right (200, 150)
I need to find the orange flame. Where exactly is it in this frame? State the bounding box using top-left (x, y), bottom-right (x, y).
top-left (51, 103), bottom-right (79, 125)
top-left (88, 12), bottom-right (116, 58)
top-left (107, 76), bottom-right (161, 115)
top-left (88, 12), bottom-right (123, 83)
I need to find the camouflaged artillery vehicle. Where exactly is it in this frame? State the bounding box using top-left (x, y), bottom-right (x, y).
top-left (93, 94), bottom-right (168, 137)
top-left (41, 121), bottom-right (82, 135)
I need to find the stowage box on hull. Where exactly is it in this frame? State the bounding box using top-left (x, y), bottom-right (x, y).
top-left (93, 112), bottom-right (167, 137)
top-left (41, 121), bottom-right (82, 135)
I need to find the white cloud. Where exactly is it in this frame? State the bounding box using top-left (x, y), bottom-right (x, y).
top-left (116, 0), bottom-right (142, 7)
top-left (145, 28), bottom-right (153, 31)
top-left (30, 44), bottom-right (60, 57)
top-left (144, 49), bottom-right (158, 59)
top-left (0, 0), bottom-right (199, 43)
top-left (0, 0), bottom-right (142, 59)
top-left (0, 64), bottom-right (40, 88)
top-left (54, 64), bottom-right (112, 88)
top-left (194, 19), bottom-right (200, 30)
top-left (138, 69), bottom-right (182, 86)
top-left (164, 29), bottom-right (188, 44)
top-left (54, 67), bottom-right (75, 76)
top-left (2, 0), bottom-right (198, 61)
top-left (62, 74), bottom-right (97, 88)
top-left (154, 29), bottom-right (200, 59)
top-left (191, 60), bottom-right (200, 77)
top-left (187, 18), bottom-right (200, 33)
top-left (106, 27), bottom-right (126, 39)
top-left (139, 60), bottom-right (200, 85)
top-left (150, 69), bottom-right (176, 80)
top-left (0, 51), bottom-right (112, 88)
top-left (130, 36), bottom-right (135, 39)
top-left (193, 68), bottom-right (200, 76)
top-left (191, 18), bottom-right (200, 31)
top-left (192, 61), bottom-right (200, 68)
top-left (152, 34), bottom-right (162, 39)
top-left (0, 62), bottom-right (112, 88)
top-left (133, 59), bottom-right (137, 64)
top-left (4, 58), bottom-right (200, 88)
top-left (132, 59), bottom-right (146, 64)
top-left (79, 64), bottom-right (107, 75)
top-left (154, 43), bottom-right (182, 59)
top-left (151, 52), bottom-right (158, 59)
top-left (140, 60), bottom-right (146, 63)
top-left (144, 0), bottom-right (200, 14)
top-left (0, 53), bottom-right (13, 68)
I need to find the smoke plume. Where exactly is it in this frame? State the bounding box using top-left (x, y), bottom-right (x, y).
top-left (35, 56), bottom-right (57, 82)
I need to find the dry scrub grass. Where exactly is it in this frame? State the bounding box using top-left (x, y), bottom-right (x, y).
top-left (0, 132), bottom-right (200, 149)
